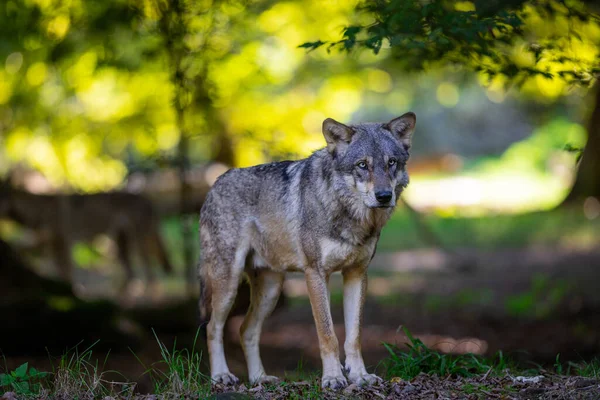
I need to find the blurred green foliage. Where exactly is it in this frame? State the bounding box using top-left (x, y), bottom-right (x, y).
top-left (2, 0), bottom-right (594, 195)
top-left (0, 0), bottom-right (394, 191)
top-left (505, 274), bottom-right (571, 318)
top-left (478, 118), bottom-right (586, 174)
top-left (308, 0), bottom-right (600, 91)
top-left (379, 206), bottom-right (600, 251)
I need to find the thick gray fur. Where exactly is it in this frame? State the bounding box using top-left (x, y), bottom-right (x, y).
top-left (199, 112), bottom-right (416, 388)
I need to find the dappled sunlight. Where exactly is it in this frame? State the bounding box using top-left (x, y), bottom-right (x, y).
top-left (404, 117), bottom-right (585, 215)
top-left (374, 250), bottom-right (448, 273)
top-left (1, 0), bottom-right (594, 201)
top-left (405, 173), bottom-right (567, 214)
top-left (416, 334), bottom-right (488, 355)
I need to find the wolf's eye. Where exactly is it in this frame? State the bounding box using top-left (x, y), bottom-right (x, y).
top-left (357, 161), bottom-right (368, 170)
top-left (388, 159), bottom-right (397, 167)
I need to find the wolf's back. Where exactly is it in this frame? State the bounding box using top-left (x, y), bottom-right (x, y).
top-left (196, 158), bottom-right (311, 330)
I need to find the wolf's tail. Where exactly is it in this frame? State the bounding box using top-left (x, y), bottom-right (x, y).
top-left (198, 260), bottom-right (212, 335)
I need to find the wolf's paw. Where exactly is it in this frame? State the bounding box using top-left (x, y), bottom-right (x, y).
top-left (349, 373), bottom-right (382, 387)
top-left (212, 372), bottom-right (239, 386)
top-left (251, 375), bottom-right (280, 385)
top-left (321, 375), bottom-right (348, 389)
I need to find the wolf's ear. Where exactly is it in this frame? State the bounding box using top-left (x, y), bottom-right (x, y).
top-left (386, 112), bottom-right (416, 150)
top-left (322, 118), bottom-right (354, 154)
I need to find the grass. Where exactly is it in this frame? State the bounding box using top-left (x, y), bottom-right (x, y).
top-left (132, 329), bottom-right (211, 398)
top-left (554, 355), bottom-right (600, 379)
top-left (380, 327), bottom-right (512, 380)
top-left (52, 342), bottom-right (133, 399)
top-left (575, 359), bottom-right (600, 379)
top-left (0, 332), bottom-right (209, 399)
top-left (2, 330), bottom-right (599, 399)
top-left (1, 341), bottom-right (131, 399)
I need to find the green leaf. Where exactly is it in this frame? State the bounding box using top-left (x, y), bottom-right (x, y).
top-left (298, 40), bottom-right (326, 51)
top-left (14, 380), bottom-right (30, 394)
top-left (0, 373), bottom-right (14, 386)
top-left (15, 363), bottom-right (28, 379)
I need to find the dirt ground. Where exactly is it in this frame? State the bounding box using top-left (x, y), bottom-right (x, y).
top-left (207, 374), bottom-right (600, 400)
top-left (2, 247), bottom-right (600, 396)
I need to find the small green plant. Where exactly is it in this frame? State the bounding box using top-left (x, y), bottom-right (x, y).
top-left (381, 327), bottom-right (508, 380)
top-left (554, 354), bottom-right (564, 375)
top-left (0, 362), bottom-right (48, 396)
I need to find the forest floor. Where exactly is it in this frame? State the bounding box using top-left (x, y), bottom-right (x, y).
top-left (2, 208), bottom-right (600, 398)
top-left (207, 374), bottom-right (600, 400)
top-left (3, 244), bottom-right (600, 399)
top-left (2, 344), bottom-right (599, 399)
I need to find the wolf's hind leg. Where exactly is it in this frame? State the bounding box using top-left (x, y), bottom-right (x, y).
top-left (240, 268), bottom-right (284, 385)
top-left (207, 257), bottom-right (243, 385)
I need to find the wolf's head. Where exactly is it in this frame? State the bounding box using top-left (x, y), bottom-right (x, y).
top-left (323, 112), bottom-right (416, 209)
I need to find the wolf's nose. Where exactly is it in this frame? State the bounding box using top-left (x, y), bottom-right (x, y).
top-left (375, 190), bottom-right (392, 203)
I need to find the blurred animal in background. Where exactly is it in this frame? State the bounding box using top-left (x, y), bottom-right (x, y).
top-left (0, 177), bottom-right (173, 297)
top-left (125, 162), bottom-right (229, 216)
top-left (198, 112), bottom-right (416, 388)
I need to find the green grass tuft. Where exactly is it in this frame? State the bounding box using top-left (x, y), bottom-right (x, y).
top-left (134, 328), bottom-right (211, 398)
top-left (381, 327), bottom-right (510, 380)
top-left (52, 341), bottom-right (132, 399)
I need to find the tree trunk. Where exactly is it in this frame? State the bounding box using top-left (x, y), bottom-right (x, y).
top-left (565, 83), bottom-right (600, 204)
top-left (213, 130), bottom-right (236, 167)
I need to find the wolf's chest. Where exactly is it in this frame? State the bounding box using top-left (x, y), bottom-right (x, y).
top-left (319, 237), bottom-right (376, 271)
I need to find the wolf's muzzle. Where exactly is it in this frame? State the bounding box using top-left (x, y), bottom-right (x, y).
top-left (375, 190), bottom-right (393, 204)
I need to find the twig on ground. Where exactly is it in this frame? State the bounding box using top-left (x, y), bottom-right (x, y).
top-left (481, 366), bottom-right (494, 381)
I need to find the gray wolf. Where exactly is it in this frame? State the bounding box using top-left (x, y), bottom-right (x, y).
top-left (0, 186), bottom-right (173, 293)
top-left (198, 112), bottom-right (416, 388)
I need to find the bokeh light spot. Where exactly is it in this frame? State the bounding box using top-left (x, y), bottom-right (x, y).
top-left (583, 197), bottom-right (600, 220)
top-left (26, 62), bottom-right (47, 86)
top-left (436, 82), bottom-right (459, 108)
top-left (5, 52), bottom-right (23, 74)
top-left (367, 68), bottom-right (392, 93)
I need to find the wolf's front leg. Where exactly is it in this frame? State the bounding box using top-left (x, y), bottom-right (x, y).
top-left (342, 266), bottom-right (382, 387)
top-left (305, 268), bottom-right (347, 389)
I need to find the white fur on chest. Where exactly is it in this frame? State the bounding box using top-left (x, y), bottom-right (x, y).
top-left (319, 237), bottom-right (376, 271)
